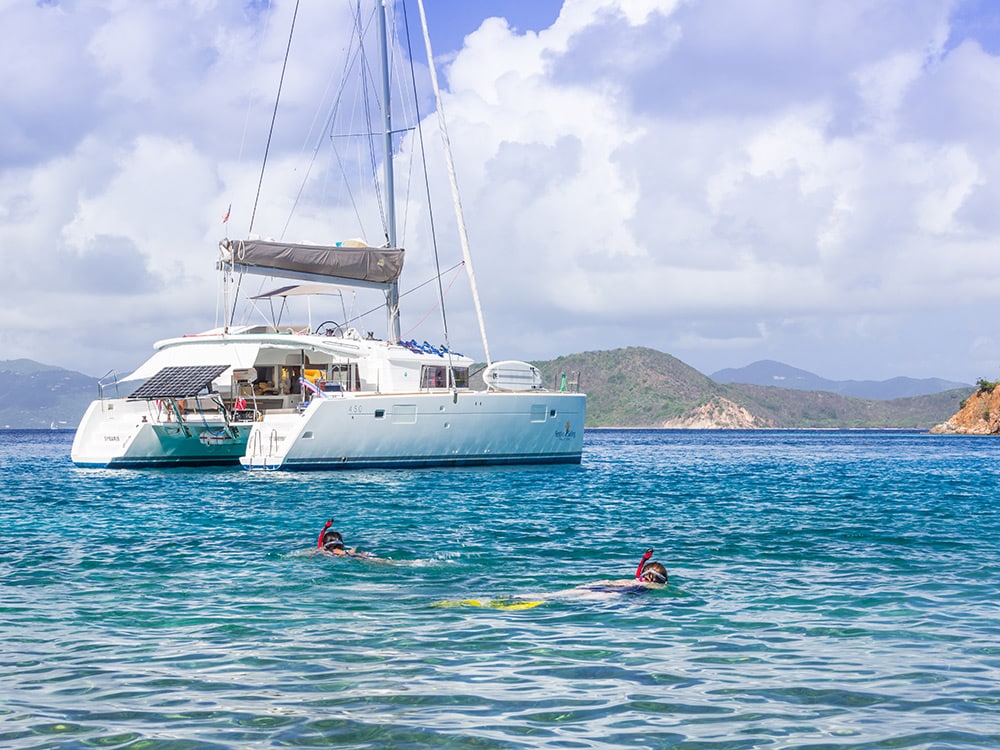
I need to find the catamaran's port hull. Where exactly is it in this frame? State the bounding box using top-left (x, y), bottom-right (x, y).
top-left (70, 399), bottom-right (249, 468)
top-left (98, 457), bottom-right (243, 468)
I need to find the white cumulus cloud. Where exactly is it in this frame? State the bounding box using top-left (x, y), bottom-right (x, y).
top-left (2, 0), bottom-right (1000, 384)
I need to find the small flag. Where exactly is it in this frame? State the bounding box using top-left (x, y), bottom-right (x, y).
top-left (222, 204), bottom-right (231, 224)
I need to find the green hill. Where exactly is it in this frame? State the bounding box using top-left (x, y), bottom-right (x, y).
top-left (727, 382), bottom-right (969, 429)
top-left (534, 347), bottom-right (970, 430)
top-left (535, 347), bottom-right (721, 426)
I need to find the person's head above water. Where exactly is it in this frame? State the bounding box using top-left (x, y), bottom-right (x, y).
top-left (635, 548), bottom-right (668, 585)
top-left (640, 561), bottom-right (668, 584)
top-left (318, 519), bottom-right (347, 554)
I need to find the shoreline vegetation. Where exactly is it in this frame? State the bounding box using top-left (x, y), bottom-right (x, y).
top-left (1, 347), bottom-right (981, 432)
top-left (535, 347), bottom-right (973, 432)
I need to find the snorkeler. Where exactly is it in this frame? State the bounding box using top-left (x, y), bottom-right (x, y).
top-left (436, 547), bottom-right (669, 608)
top-left (635, 548), bottom-right (668, 585)
top-left (316, 519), bottom-right (376, 559)
top-left (550, 547), bottom-right (667, 598)
top-left (317, 518), bottom-right (348, 555)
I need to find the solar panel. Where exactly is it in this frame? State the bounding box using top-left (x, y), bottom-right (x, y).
top-left (128, 365), bottom-right (230, 400)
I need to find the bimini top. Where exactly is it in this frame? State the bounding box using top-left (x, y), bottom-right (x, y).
top-left (249, 283), bottom-right (348, 299)
top-left (220, 238), bottom-right (403, 289)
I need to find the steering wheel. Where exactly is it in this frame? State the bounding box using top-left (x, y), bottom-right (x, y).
top-left (314, 320), bottom-right (344, 337)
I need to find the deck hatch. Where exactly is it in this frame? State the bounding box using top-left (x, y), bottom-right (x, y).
top-left (128, 365), bottom-right (230, 400)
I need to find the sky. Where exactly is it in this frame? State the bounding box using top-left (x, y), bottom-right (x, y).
top-left (4, 0), bottom-right (1000, 384)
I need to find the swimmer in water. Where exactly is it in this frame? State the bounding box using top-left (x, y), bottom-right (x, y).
top-left (435, 547), bottom-right (669, 608)
top-left (635, 548), bottom-right (668, 585)
top-left (567, 548), bottom-right (669, 595)
top-left (316, 519), bottom-right (376, 559)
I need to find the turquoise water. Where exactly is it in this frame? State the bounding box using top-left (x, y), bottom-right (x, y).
top-left (2, 429), bottom-right (999, 749)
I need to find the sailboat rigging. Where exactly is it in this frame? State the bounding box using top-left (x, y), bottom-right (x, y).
top-left (71, 0), bottom-right (586, 471)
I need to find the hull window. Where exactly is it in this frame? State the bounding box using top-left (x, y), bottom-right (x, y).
top-left (420, 365), bottom-right (469, 389)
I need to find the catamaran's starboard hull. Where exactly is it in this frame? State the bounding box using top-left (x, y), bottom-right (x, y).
top-left (71, 399), bottom-right (249, 468)
top-left (241, 391), bottom-right (585, 471)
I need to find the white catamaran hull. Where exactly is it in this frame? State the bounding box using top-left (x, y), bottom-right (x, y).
top-left (72, 398), bottom-right (250, 468)
top-left (242, 391), bottom-right (585, 470)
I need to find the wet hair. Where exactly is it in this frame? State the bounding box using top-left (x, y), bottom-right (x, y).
top-left (322, 530), bottom-right (345, 551)
top-left (640, 562), bottom-right (668, 584)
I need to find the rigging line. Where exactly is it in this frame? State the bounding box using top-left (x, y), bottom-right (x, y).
top-left (281, 95), bottom-right (345, 241)
top-left (280, 8), bottom-right (356, 240)
top-left (229, 251), bottom-right (282, 330)
top-left (348, 260), bottom-right (464, 327)
top-left (313, 1), bottom-right (374, 237)
top-left (398, 123), bottom-right (415, 245)
top-left (233, 0), bottom-right (277, 238)
top-left (401, 264), bottom-right (465, 339)
top-left (248, 0), bottom-right (301, 236)
top-left (355, 1), bottom-right (388, 240)
top-left (402, 0), bottom-right (452, 354)
top-left (332, 140), bottom-right (367, 238)
top-left (415, 0), bottom-right (492, 364)
top-left (220, 3), bottom-right (279, 329)
top-left (310, 1), bottom-right (373, 240)
top-left (238, 2), bottom-right (277, 173)
top-left (400, 132), bottom-right (415, 246)
top-left (229, 269), bottom-right (244, 328)
top-left (384, 3), bottom-right (416, 248)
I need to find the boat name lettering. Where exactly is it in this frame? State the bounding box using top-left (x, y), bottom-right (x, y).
top-left (104, 435), bottom-right (121, 442)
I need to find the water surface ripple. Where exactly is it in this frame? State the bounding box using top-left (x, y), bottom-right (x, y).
top-left (2, 429), bottom-right (999, 748)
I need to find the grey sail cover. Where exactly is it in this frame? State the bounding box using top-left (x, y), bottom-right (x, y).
top-left (221, 239), bottom-right (403, 288)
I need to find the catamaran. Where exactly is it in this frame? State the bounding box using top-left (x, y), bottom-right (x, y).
top-left (71, 0), bottom-right (585, 470)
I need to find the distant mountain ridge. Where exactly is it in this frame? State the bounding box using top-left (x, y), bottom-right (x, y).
top-left (711, 359), bottom-right (970, 399)
top-left (0, 359), bottom-right (97, 429)
top-left (0, 353), bottom-right (974, 431)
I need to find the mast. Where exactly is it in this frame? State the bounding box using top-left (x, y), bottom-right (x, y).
top-left (378, 0), bottom-right (401, 343)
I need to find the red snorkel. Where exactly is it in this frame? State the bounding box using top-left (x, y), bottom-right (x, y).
top-left (635, 548), bottom-right (653, 580)
top-left (318, 519), bottom-right (333, 549)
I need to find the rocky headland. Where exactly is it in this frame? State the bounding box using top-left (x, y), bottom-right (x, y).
top-left (660, 397), bottom-right (771, 429)
top-left (930, 383), bottom-right (1000, 435)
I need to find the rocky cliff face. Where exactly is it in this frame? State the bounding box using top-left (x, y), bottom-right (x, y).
top-left (930, 387), bottom-right (1000, 434)
top-left (661, 397), bottom-right (773, 429)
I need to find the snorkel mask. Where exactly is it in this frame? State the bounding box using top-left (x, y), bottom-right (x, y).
top-left (642, 565), bottom-right (668, 584)
top-left (635, 548), bottom-right (668, 584)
